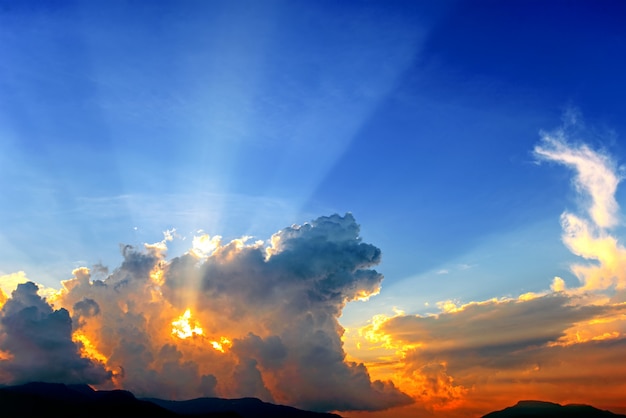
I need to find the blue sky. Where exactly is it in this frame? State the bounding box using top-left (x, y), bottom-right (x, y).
top-left (2, 0), bottom-right (626, 336)
top-left (3, 1), bottom-right (626, 415)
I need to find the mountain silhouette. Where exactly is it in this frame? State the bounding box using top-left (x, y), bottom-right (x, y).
top-left (146, 397), bottom-right (342, 418)
top-left (0, 382), bottom-right (178, 417)
top-left (0, 382), bottom-right (341, 418)
top-left (483, 400), bottom-right (626, 418)
top-left (6, 383), bottom-right (624, 418)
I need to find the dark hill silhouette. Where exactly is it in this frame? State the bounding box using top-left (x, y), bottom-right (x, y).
top-left (0, 382), bottom-right (179, 417)
top-left (146, 396), bottom-right (342, 418)
top-left (0, 382), bottom-right (340, 418)
top-left (483, 400), bottom-right (626, 418)
top-left (6, 383), bottom-right (623, 418)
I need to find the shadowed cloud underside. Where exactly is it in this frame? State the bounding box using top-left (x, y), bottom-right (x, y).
top-left (0, 214), bottom-right (410, 412)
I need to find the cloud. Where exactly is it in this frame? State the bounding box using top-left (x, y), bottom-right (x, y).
top-left (345, 117), bottom-right (626, 416)
top-left (352, 292), bottom-right (626, 414)
top-left (381, 294), bottom-right (626, 369)
top-left (0, 271), bottom-right (58, 302)
top-left (0, 213), bottom-right (410, 412)
top-left (381, 295), bottom-right (601, 356)
top-left (560, 212), bottom-right (626, 293)
top-left (231, 333), bottom-right (287, 371)
top-left (0, 282), bottom-right (111, 385)
top-left (0, 271), bottom-right (30, 298)
top-left (3, 117), bottom-right (623, 416)
top-left (533, 119), bottom-right (626, 294)
top-left (232, 358), bottom-right (275, 402)
top-left (73, 298), bottom-right (100, 319)
top-left (534, 124), bottom-right (621, 229)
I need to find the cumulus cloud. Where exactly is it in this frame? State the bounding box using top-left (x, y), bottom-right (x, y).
top-left (0, 213), bottom-right (410, 412)
top-left (4, 117), bottom-right (624, 416)
top-left (0, 271), bottom-right (58, 302)
top-left (0, 271), bottom-right (30, 298)
top-left (231, 333), bottom-right (287, 371)
top-left (0, 282), bottom-right (111, 385)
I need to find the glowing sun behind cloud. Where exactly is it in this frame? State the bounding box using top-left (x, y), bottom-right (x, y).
top-left (171, 309), bottom-right (203, 339)
top-left (0, 214), bottom-right (406, 411)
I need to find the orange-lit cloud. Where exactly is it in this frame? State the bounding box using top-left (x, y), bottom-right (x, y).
top-left (342, 121), bottom-right (626, 417)
top-left (0, 271), bottom-right (58, 302)
top-left (0, 282), bottom-right (111, 385)
top-left (345, 293), bottom-right (626, 417)
top-left (2, 119), bottom-right (626, 416)
top-left (0, 271), bottom-right (30, 297)
top-left (171, 309), bottom-right (204, 339)
top-left (0, 214), bottom-right (410, 412)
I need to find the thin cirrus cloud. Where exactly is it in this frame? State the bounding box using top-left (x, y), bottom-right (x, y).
top-left (346, 119), bottom-right (626, 416)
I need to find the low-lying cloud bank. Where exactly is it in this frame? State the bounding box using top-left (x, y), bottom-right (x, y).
top-left (0, 214), bottom-right (411, 412)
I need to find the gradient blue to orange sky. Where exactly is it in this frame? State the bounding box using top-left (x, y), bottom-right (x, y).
top-left (1, 1), bottom-right (626, 416)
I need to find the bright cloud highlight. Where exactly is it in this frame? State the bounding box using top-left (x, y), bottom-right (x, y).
top-left (1, 119), bottom-right (626, 416)
top-left (0, 214), bottom-right (410, 412)
top-left (344, 120), bottom-right (626, 417)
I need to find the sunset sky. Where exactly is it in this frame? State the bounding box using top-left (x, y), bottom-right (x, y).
top-left (1, 1), bottom-right (626, 417)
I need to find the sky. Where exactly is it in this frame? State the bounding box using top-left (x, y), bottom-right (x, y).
top-left (1, 0), bottom-right (626, 416)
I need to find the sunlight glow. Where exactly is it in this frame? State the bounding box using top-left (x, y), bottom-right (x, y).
top-left (210, 336), bottom-right (232, 353)
top-left (354, 288), bottom-right (381, 302)
top-left (190, 234), bottom-right (221, 258)
top-left (150, 263), bottom-right (165, 286)
top-left (171, 309), bottom-right (204, 339)
top-left (72, 332), bottom-right (108, 365)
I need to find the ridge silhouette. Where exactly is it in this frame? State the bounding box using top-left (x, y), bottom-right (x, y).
top-left (0, 382), bottom-right (341, 418)
top-left (483, 400), bottom-right (626, 418)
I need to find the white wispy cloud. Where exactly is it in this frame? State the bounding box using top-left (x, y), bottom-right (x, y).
top-left (345, 116), bottom-right (626, 415)
top-left (534, 125), bottom-right (621, 229)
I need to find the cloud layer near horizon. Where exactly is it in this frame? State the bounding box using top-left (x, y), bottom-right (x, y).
top-left (345, 121), bottom-right (626, 416)
top-left (0, 213), bottom-right (411, 412)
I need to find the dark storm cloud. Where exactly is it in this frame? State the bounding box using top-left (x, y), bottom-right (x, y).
top-left (233, 358), bottom-right (275, 402)
top-left (73, 298), bottom-right (100, 318)
top-left (0, 282), bottom-right (111, 385)
top-left (11, 213), bottom-right (411, 412)
top-left (232, 333), bottom-right (287, 370)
